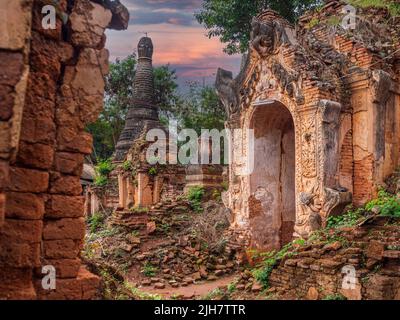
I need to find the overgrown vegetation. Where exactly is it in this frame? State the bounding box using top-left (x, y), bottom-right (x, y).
top-left (347, 0), bottom-right (400, 17)
top-left (141, 262), bottom-right (158, 277)
top-left (87, 212), bottom-right (105, 233)
top-left (250, 186), bottom-right (400, 290)
top-left (326, 207), bottom-right (363, 229)
top-left (251, 240), bottom-right (303, 289)
top-left (365, 189), bottom-right (400, 217)
top-left (186, 186), bottom-right (205, 212)
top-left (94, 158), bottom-right (114, 187)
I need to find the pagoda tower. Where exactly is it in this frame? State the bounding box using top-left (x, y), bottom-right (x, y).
top-left (114, 36), bottom-right (161, 161)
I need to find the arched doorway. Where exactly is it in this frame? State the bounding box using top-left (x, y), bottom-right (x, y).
top-left (248, 101), bottom-right (296, 249)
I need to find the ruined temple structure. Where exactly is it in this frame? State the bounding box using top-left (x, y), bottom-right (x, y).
top-left (0, 0), bottom-right (129, 299)
top-left (216, 1), bottom-right (400, 250)
top-left (110, 36), bottom-right (186, 210)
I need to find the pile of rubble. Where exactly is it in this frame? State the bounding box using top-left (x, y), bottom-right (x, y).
top-left (84, 197), bottom-right (240, 292)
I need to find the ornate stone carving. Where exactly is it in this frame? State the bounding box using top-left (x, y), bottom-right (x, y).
top-left (300, 117), bottom-right (317, 178)
top-left (371, 70), bottom-right (392, 104)
top-left (250, 17), bottom-right (290, 57)
top-left (321, 187), bottom-right (352, 219)
top-left (271, 62), bottom-right (304, 104)
top-left (215, 68), bottom-right (240, 117)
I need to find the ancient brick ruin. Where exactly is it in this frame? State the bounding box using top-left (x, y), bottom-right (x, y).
top-left (1, 0), bottom-right (400, 301)
top-left (217, 1), bottom-right (400, 250)
top-left (0, 0), bottom-right (128, 299)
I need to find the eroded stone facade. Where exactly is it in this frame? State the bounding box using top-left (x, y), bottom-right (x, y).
top-left (217, 2), bottom-right (400, 250)
top-left (0, 0), bottom-right (128, 299)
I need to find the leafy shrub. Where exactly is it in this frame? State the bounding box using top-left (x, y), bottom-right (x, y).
top-left (87, 212), bottom-right (105, 233)
top-left (94, 158), bottom-right (114, 186)
top-left (148, 167), bottom-right (157, 176)
top-left (326, 208), bottom-right (364, 229)
top-left (129, 206), bottom-right (149, 214)
top-left (212, 188), bottom-right (222, 202)
top-left (122, 160), bottom-right (132, 171)
top-left (252, 242), bottom-right (295, 289)
top-left (94, 175), bottom-right (108, 187)
top-left (366, 189), bottom-right (400, 217)
top-left (96, 159), bottom-right (114, 176)
top-left (186, 186), bottom-right (205, 212)
top-left (141, 262), bottom-right (158, 277)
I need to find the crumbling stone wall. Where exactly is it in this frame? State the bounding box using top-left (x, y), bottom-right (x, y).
top-left (0, 0), bottom-right (128, 299)
top-left (268, 217), bottom-right (400, 300)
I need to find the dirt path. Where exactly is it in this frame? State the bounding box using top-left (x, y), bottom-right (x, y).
top-left (134, 274), bottom-right (237, 299)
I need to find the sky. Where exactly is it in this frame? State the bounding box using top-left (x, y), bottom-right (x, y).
top-left (105, 0), bottom-right (242, 91)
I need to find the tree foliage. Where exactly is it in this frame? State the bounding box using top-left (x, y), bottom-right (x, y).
top-left (195, 0), bottom-right (322, 55)
top-left (177, 82), bottom-right (226, 134)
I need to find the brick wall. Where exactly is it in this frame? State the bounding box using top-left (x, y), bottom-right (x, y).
top-left (0, 0), bottom-right (128, 299)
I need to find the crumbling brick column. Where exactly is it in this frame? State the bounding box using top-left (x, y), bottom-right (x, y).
top-left (0, 0), bottom-right (128, 299)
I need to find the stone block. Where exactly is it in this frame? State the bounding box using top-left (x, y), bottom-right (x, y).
top-left (0, 193), bottom-right (5, 226)
top-left (35, 258), bottom-right (81, 279)
top-left (45, 195), bottom-right (85, 218)
top-left (6, 192), bottom-right (45, 220)
top-left (366, 240), bottom-right (385, 260)
top-left (0, 0), bottom-right (33, 50)
top-left (0, 267), bottom-right (36, 300)
top-left (43, 218), bottom-right (85, 240)
top-left (43, 239), bottom-right (82, 259)
top-left (57, 127), bottom-right (93, 154)
top-left (69, 1), bottom-right (112, 48)
top-left (35, 267), bottom-right (100, 300)
top-left (19, 115), bottom-right (56, 145)
top-left (49, 172), bottom-right (82, 195)
top-left (17, 141), bottom-right (54, 170)
top-left (8, 167), bottom-right (49, 193)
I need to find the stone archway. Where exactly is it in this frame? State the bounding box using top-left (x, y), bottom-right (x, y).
top-left (248, 101), bottom-right (296, 249)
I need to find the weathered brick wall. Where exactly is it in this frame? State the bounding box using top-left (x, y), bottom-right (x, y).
top-left (269, 218), bottom-right (400, 300)
top-left (0, 0), bottom-right (128, 299)
top-left (0, 0), bottom-right (33, 229)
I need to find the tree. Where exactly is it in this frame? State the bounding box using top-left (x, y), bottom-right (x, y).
top-left (195, 0), bottom-right (322, 55)
top-left (179, 82), bottom-right (226, 134)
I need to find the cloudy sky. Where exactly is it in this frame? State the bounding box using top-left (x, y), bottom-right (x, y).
top-left (105, 0), bottom-right (241, 90)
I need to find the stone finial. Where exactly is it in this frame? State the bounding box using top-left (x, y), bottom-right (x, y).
top-left (138, 37), bottom-right (153, 59)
